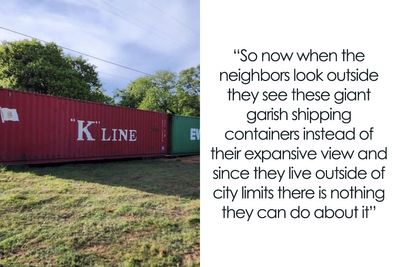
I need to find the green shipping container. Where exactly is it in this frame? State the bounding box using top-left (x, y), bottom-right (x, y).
top-left (169, 115), bottom-right (200, 155)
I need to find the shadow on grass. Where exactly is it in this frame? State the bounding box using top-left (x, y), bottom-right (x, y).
top-left (7, 156), bottom-right (199, 199)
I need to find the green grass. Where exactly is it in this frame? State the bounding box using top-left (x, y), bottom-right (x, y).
top-left (0, 157), bottom-right (199, 266)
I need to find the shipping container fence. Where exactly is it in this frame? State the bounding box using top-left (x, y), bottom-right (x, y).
top-left (0, 88), bottom-right (169, 164)
top-left (169, 115), bottom-right (200, 155)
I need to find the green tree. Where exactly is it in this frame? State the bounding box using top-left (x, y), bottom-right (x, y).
top-left (118, 66), bottom-right (200, 116)
top-left (119, 71), bottom-right (177, 114)
top-left (138, 71), bottom-right (176, 113)
top-left (0, 39), bottom-right (111, 103)
top-left (117, 76), bottom-right (153, 108)
top-left (174, 65), bottom-right (200, 116)
top-left (177, 65), bottom-right (200, 95)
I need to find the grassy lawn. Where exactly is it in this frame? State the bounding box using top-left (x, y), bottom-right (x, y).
top-left (0, 156), bottom-right (199, 266)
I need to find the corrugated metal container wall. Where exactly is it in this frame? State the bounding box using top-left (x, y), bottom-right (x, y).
top-left (169, 115), bottom-right (200, 155)
top-left (0, 88), bottom-right (169, 164)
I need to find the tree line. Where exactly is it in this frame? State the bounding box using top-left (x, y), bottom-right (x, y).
top-left (0, 40), bottom-right (199, 117)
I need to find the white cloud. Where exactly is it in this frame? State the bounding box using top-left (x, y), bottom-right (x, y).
top-left (0, 0), bottom-right (199, 94)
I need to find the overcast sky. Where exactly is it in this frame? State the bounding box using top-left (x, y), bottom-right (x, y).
top-left (0, 0), bottom-right (199, 96)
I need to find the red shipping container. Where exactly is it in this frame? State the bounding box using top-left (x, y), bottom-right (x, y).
top-left (0, 88), bottom-right (169, 164)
